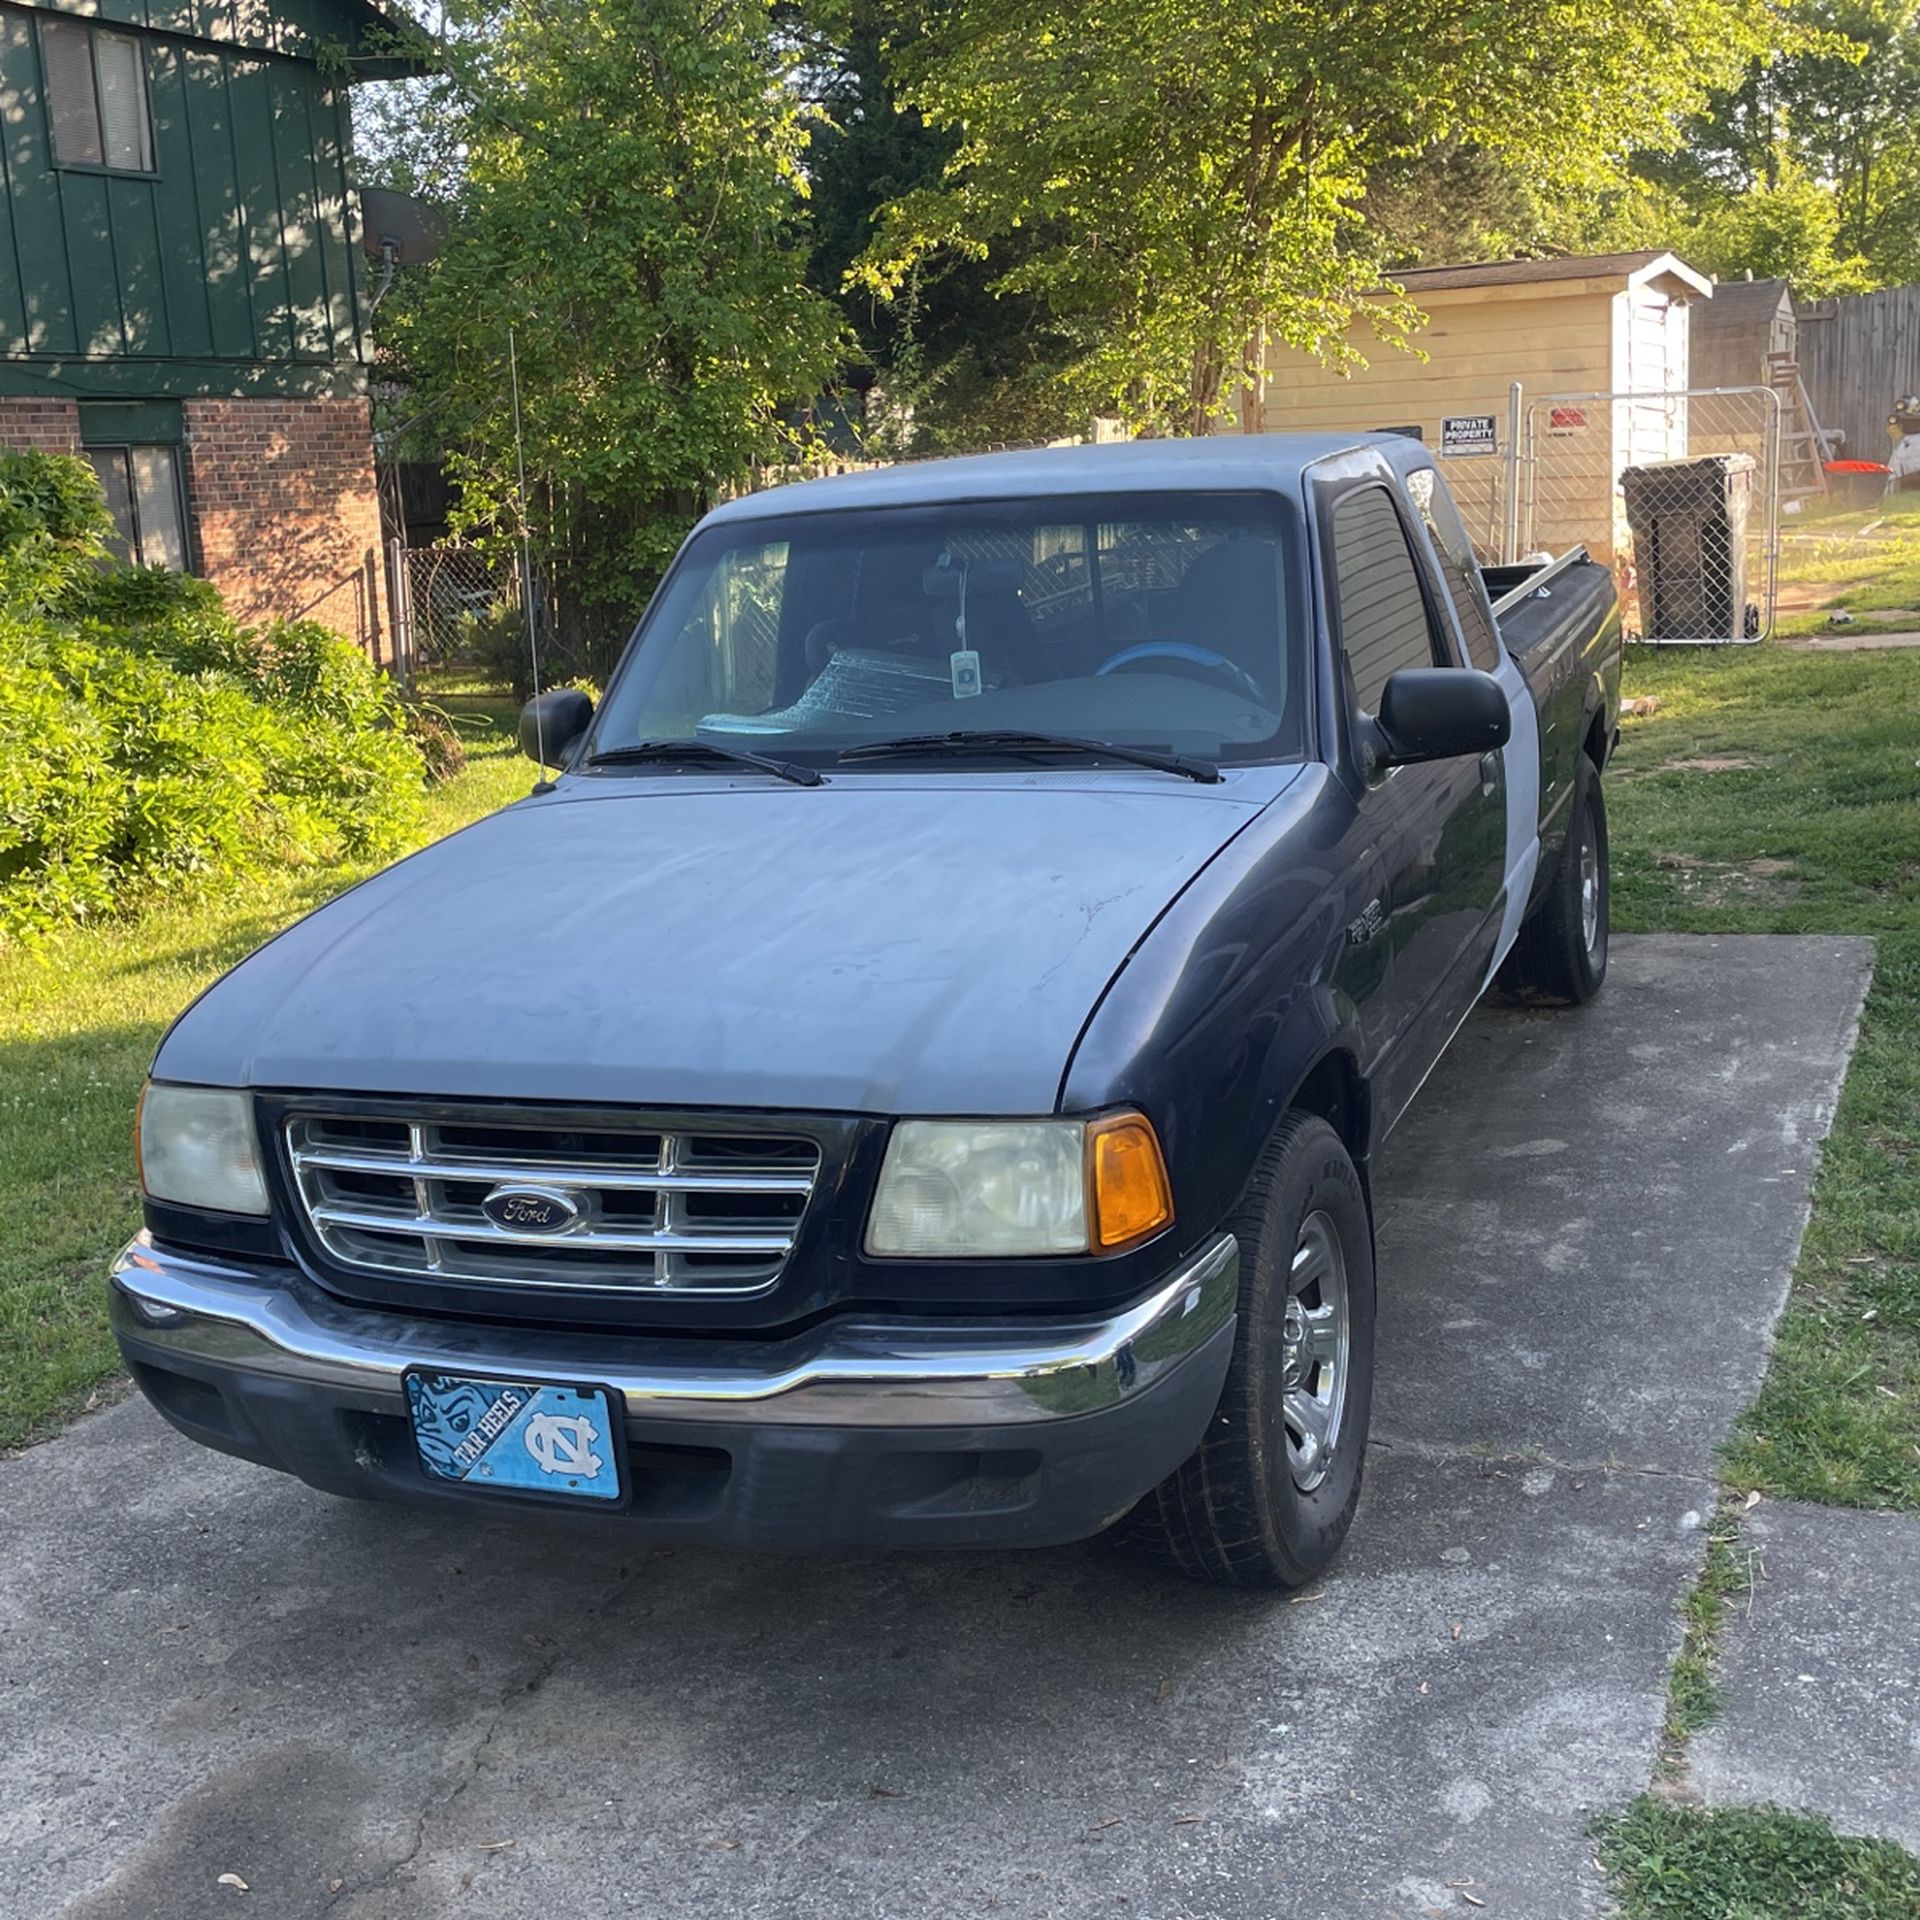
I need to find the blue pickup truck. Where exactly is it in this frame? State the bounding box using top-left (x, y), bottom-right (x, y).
top-left (115, 434), bottom-right (1620, 1589)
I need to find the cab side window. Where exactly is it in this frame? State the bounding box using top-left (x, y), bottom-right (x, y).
top-left (1405, 466), bottom-right (1502, 673)
top-left (1331, 487), bottom-right (1442, 713)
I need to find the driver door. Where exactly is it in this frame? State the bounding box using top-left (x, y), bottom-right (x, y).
top-left (1328, 483), bottom-right (1506, 1131)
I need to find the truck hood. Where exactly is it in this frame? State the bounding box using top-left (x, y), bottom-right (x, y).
top-left (156, 775), bottom-right (1292, 1114)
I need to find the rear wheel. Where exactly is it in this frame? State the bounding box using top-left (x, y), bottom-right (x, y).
top-left (1123, 1112), bottom-right (1375, 1589)
top-left (1498, 758), bottom-right (1609, 1005)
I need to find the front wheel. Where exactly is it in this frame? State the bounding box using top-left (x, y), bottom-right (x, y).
top-left (1497, 759), bottom-right (1609, 1005)
top-left (1123, 1112), bottom-right (1376, 1589)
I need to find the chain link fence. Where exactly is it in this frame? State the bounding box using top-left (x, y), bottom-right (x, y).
top-left (388, 543), bottom-right (523, 688)
top-left (1514, 385), bottom-right (1782, 645)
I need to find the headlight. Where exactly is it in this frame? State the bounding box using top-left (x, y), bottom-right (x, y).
top-left (866, 1113), bottom-right (1172, 1258)
top-left (136, 1083), bottom-right (269, 1216)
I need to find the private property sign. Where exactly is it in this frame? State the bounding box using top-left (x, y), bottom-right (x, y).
top-left (1441, 415), bottom-right (1498, 457)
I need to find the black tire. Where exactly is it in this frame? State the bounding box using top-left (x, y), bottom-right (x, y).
top-left (1497, 757), bottom-right (1609, 1006)
top-left (1123, 1112), bottom-right (1376, 1590)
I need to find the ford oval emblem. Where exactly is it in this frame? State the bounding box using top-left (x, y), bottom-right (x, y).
top-left (481, 1184), bottom-right (586, 1234)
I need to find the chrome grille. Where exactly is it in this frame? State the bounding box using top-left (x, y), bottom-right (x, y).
top-left (285, 1111), bottom-right (820, 1295)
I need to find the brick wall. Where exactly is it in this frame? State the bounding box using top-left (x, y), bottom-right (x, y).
top-left (182, 395), bottom-right (388, 655)
top-left (0, 398), bottom-right (82, 453)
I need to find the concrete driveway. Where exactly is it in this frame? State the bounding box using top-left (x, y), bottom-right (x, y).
top-left (0, 935), bottom-right (1873, 1920)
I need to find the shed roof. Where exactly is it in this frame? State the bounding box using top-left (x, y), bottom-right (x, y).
top-left (1693, 276), bottom-right (1793, 329)
top-left (1391, 252), bottom-right (1713, 300)
top-left (1690, 276), bottom-right (1794, 389)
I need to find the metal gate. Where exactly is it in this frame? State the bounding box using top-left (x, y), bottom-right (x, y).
top-left (1510, 385), bottom-right (1782, 645)
top-left (386, 542), bottom-right (522, 687)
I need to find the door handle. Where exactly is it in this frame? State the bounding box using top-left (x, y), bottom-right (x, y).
top-left (1478, 752), bottom-right (1500, 796)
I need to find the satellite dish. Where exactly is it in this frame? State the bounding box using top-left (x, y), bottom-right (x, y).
top-left (360, 189), bottom-right (444, 268)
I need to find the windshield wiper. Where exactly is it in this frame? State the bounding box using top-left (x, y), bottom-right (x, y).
top-left (838, 730), bottom-right (1221, 784)
top-left (586, 738), bottom-right (823, 787)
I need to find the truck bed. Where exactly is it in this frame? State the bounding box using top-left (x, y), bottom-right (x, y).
top-left (1485, 546), bottom-right (1624, 860)
top-left (1486, 551), bottom-right (1615, 665)
top-left (1487, 551), bottom-right (1617, 707)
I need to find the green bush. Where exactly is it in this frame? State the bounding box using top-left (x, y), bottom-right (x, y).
top-left (0, 448), bottom-right (114, 609)
top-left (400, 698), bottom-right (470, 782)
top-left (0, 449), bottom-right (426, 941)
top-left (457, 596), bottom-right (536, 702)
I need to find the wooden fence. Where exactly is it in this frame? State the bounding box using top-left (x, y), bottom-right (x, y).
top-left (1798, 285), bottom-right (1920, 464)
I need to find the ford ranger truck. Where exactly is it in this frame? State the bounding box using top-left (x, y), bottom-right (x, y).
top-left (113, 434), bottom-right (1622, 1589)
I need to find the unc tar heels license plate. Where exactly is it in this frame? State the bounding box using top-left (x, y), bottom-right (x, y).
top-left (405, 1372), bottom-right (624, 1503)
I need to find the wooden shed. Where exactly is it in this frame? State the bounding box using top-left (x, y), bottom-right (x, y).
top-left (1222, 251), bottom-right (1714, 560)
top-left (1690, 277), bottom-right (1794, 390)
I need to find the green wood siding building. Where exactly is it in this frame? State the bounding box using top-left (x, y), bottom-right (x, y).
top-left (0, 0), bottom-right (409, 646)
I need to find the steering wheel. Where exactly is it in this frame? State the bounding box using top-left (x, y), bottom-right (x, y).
top-left (1096, 641), bottom-right (1266, 705)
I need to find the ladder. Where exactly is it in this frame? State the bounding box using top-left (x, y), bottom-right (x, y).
top-left (1767, 352), bottom-right (1830, 501)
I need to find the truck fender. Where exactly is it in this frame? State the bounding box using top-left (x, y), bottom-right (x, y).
top-left (1246, 986), bottom-right (1374, 1182)
top-left (1066, 948), bottom-right (1368, 1242)
top-left (1584, 671), bottom-right (1614, 767)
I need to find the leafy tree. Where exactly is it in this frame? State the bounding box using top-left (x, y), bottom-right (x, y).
top-left (1625, 0), bottom-right (1920, 290)
top-left (797, 0), bottom-right (1078, 450)
top-left (1359, 142), bottom-right (1567, 271)
top-left (1671, 168), bottom-right (1874, 295)
top-left (858, 0), bottom-right (1778, 434)
top-left (373, 0), bottom-right (846, 674)
top-left (1779, 0), bottom-right (1920, 270)
top-left (799, 0), bottom-right (946, 370)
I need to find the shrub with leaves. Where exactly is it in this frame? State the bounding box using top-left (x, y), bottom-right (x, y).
top-left (371, 0), bottom-right (846, 681)
top-left (0, 450), bottom-right (426, 941)
top-left (0, 448), bottom-right (115, 609)
top-left (456, 596), bottom-right (537, 703)
top-left (400, 699), bottom-right (470, 782)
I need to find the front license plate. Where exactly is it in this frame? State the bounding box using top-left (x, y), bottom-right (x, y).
top-left (405, 1372), bottom-right (624, 1503)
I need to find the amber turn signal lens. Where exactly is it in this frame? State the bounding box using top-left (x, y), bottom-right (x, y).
top-left (1088, 1112), bottom-right (1174, 1252)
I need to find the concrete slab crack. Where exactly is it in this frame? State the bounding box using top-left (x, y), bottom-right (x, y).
top-left (338, 1563), bottom-right (637, 1909)
top-left (1369, 1434), bottom-right (1719, 1488)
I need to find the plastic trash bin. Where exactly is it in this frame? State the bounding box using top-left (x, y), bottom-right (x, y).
top-left (1620, 453), bottom-right (1757, 642)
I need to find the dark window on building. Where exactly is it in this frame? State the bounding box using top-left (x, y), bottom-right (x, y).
top-left (41, 18), bottom-right (155, 173)
top-left (86, 445), bottom-right (188, 570)
top-left (1331, 486), bottom-right (1442, 712)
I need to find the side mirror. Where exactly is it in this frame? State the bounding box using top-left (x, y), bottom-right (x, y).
top-left (518, 688), bottom-right (594, 770)
top-left (1370, 668), bottom-right (1510, 770)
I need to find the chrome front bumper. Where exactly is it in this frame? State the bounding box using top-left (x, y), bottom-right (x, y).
top-left (110, 1231), bottom-right (1239, 1430)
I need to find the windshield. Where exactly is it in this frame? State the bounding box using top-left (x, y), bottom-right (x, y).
top-left (588, 491), bottom-right (1307, 769)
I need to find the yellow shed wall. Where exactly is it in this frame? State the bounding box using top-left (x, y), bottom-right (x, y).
top-left (1230, 281), bottom-right (1697, 563)
top-left (1235, 287), bottom-right (1617, 553)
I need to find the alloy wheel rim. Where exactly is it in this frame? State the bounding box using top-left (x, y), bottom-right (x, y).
top-left (1579, 821), bottom-right (1602, 959)
top-left (1279, 1210), bottom-right (1350, 1494)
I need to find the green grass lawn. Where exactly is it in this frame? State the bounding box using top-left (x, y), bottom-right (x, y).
top-left (1595, 643), bottom-right (1920, 1916)
top-left (1775, 489), bottom-right (1920, 636)
top-left (1595, 1799), bottom-right (1920, 1920)
top-left (1608, 644), bottom-right (1920, 1510)
top-left (0, 690), bottom-right (530, 1452)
